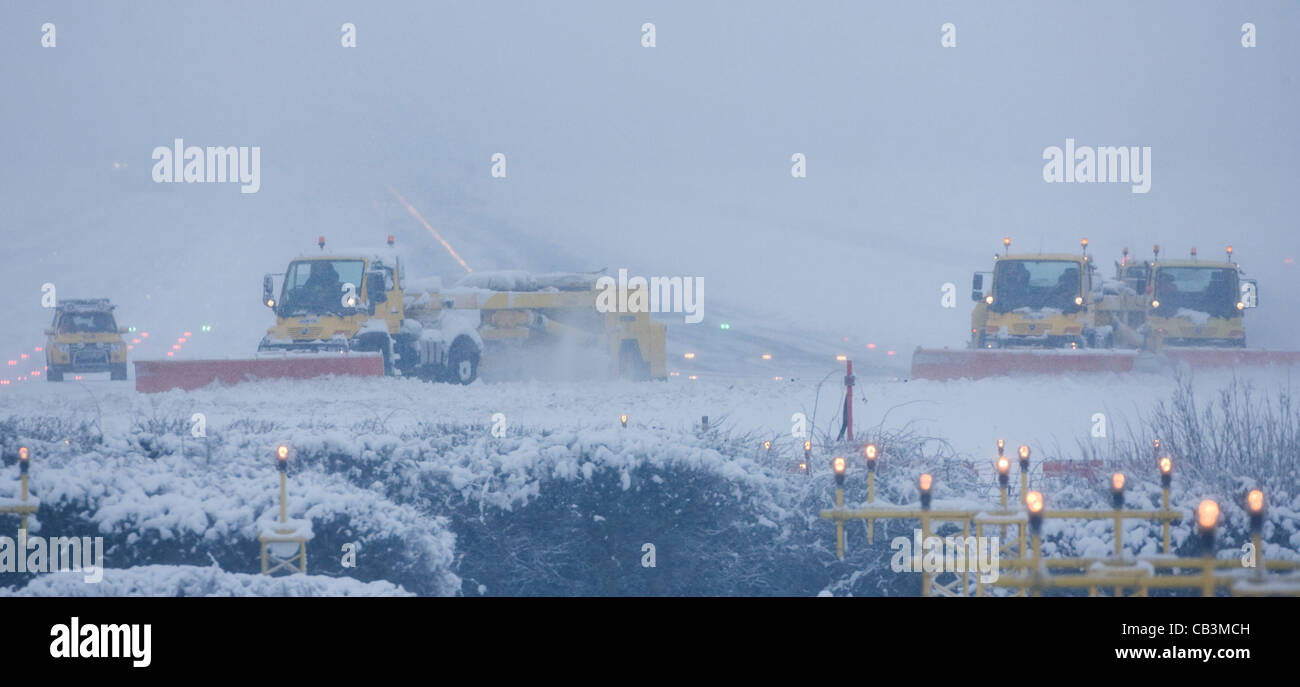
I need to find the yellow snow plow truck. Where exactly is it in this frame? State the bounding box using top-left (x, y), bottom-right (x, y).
top-left (44, 299), bottom-right (129, 381)
top-left (1142, 245), bottom-right (1255, 348)
top-left (910, 240), bottom-right (1279, 381)
top-left (968, 238), bottom-right (1119, 349)
top-left (253, 243), bottom-right (666, 384)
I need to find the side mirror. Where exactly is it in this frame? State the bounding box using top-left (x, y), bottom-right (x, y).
top-left (367, 272), bottom-right (387, 304)
top-left (971, 273), bottom-right (984, 302)
top-left (1240, 281), bottom-right (1258, 308)
top-left (262, 275), bottom-right (275, 308)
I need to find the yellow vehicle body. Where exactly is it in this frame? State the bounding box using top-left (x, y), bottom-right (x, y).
top-left (969, 253), bottom-right (1108, 348)
top-left (44, 299), bottom-right (128, 381)
top-left (259, 254), bottom-right (666, 382)
top-left (446, 280), bottom-right (667, 380)
top-left (1144, 259), bottom-right (1247, 348)
top-left (261, 255), bottom-right (405, 346)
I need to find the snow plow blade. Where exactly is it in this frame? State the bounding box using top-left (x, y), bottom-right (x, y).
top-left (909, 347), bottom-right (1300, 381)
top-left (134, 353), bottom-right (384, 393)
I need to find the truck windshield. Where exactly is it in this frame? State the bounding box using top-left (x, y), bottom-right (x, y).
top-left (280, 260), bottom-right (366, 315)
top-left (58, 312), bottom-right (117, 333)
top-left (1153, 267), bottom-right (1238, 319)
top-left (991, 260), bottom-right (1082, 312)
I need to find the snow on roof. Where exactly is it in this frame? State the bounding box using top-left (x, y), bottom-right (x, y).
top-left (56, 298), bottom-right (115, 312)
top-left (454, 270), bottom-right (598, 292)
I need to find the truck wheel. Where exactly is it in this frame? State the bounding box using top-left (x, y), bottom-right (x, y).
top-left (444, 337), bottom-right (479, 385)
top-left (392, 334), bottom-right (419, 377)
top-left (111, 363), bottom-right (128, 381)
top-left (356, 333), bottom-right (394, 376)
top-left (47, 367), bottom-right (64, 382)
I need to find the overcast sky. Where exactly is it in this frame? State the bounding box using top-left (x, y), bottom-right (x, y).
top-left (2, 1), bottom-right (1297, 365)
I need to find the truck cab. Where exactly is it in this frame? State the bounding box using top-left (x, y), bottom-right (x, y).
top-left (970, 248), bottom-right (1106, 349)
top-left (259, 247), bottom-right (484, 383)
top-left (1144, 255), bottom-right (1254, 347)
top-left (45, 299), bottom-right (129, 381)
top-left (261, 255), bottom-right (405, 344)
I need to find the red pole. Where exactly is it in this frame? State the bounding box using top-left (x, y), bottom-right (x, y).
top-left (844, 359), bottom-right (854, 442)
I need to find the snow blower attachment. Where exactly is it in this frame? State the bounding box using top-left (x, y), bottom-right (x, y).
top-left (910, 239), bottom-right (1299, 381)
top-left (136, 238), bottom-right (667, 392)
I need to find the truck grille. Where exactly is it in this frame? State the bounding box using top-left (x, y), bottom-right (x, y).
top-left (72, 346), bottom-right (109, 366)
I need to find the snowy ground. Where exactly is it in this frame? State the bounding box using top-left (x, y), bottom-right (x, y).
top-left (2, 362), bottom-right (1298, 596)
top-left (4, 360), bottom-right (1294, 472)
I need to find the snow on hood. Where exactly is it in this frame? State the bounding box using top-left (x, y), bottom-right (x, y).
top-left (1175, 308), bottom-right (1213, 325)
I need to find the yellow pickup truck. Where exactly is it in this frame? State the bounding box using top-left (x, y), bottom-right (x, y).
top-left (44, 299), bottom-right (129, 381)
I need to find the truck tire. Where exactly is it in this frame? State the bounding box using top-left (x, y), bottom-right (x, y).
top-left (111, 363), bottom-right (128, 381)
top-left (444, 337), bottom-right (479, 385)
top-left (356, 333), bottom-right (394, 376)
top-left (47, 367), bottom-right (64, 382)
top-left (392, 334), bottom-right (419, 377)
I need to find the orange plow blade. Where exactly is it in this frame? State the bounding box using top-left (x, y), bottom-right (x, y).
top-left (134, 353), bottom-right (384, 393)
top-left (909, 347), bottom-right (1300, 381)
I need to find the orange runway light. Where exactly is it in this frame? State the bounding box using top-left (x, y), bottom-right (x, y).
top-left (1196, 500), bottom-right (1219, 530)
top-left (1247, 489), bottom-right (1264, 514)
